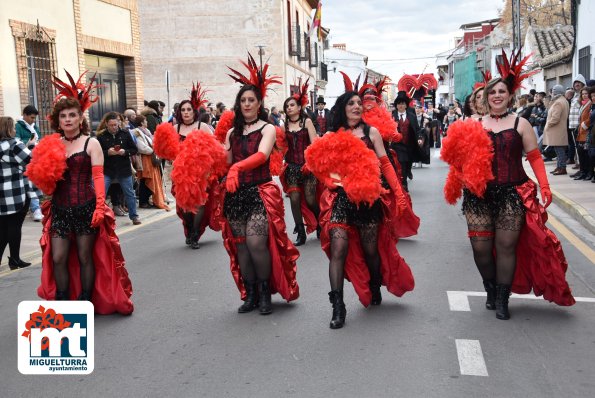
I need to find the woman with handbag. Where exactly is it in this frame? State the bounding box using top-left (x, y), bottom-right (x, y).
top-left (131, 114), bottom-right (170, 210)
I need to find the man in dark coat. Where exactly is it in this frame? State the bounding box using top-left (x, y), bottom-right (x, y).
top-left (391, 91), bottom-right (421, 191)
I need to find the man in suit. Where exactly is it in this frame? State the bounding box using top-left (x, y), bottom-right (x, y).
top-left (391, 91), bottom-right (421, 191)
top-left (315, 96), bottom-right (331, 136)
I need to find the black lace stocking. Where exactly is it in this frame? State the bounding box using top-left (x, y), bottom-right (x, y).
top-left (329, 227), bottom-right (349, 291)
top-left (494, 210), bottom-right (524, 284)
top-left (304, 178), bottom-right (320, 219)
top-left (75, 234), bottom-right (96, 294)
top-left (465, 212), bottom-right (496, 281)
top-left (51, 236), bottom-right (71, 293)
top-left (246, 212), bottom-right (270, 281)
top-left (359, 223), bottom-right (381, 284)
top-left (288, 190), bottom-right (303, 227)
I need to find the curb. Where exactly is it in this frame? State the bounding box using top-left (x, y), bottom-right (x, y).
top-left (0, 206), bottom-right (176, 276)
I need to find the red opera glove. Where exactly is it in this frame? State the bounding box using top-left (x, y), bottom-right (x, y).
top-left (91, 165), bottom-right (106, 227)
top-left (225, 151), bottom-right (267, 193)
top-left (379, 156), bottom-right (407, 215)
top-left (526, 149), bottom-right (552, 208)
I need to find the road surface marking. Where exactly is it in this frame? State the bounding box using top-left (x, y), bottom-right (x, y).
top-left (447, 290), bottom-right (595, 311)
top-left (547, 214), bottom-right (595, 265)
top-left (455, 339), bottom-right (488, 376)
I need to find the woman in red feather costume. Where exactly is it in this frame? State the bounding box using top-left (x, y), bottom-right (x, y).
top-left (279, 79), bottom-right (320, 246)
top-left (441, 49), bottom-right (575, 320)
top-left (361, 77), bottom-right (420, 238)
top-left (222, 54), bottom-right (299, 315)
top-left (165, 83), bottom-right (216, 249)
top-left (28, 71), bottom-right (133, 315)
top-left (305, 90), bottom-right (414, 329)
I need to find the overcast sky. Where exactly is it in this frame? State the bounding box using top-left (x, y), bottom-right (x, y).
top-left (322, 0), bottom-right (506, 79)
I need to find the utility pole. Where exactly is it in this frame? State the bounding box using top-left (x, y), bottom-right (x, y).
top-left (512, 0), bottom-right (522, 51)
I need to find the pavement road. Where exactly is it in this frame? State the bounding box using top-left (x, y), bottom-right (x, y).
top-left (1, 149), bottom-right (594, 397)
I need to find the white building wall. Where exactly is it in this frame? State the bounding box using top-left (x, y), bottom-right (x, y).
top-left (324, 47), bottom-right (367, 109)
top-left (0, 1), bottom-right (80, 118)
top-left (574, 1), bottom-right (595, 80)
top-left (81, 0), bottom-right (132, 44)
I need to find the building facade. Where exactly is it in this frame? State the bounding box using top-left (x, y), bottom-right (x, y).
top-left (574, 0), bottom-right (594, 81)
top-left (138, 0), bottom-right (326, 115)
top-left (0, 0), bottom-right (144, 133)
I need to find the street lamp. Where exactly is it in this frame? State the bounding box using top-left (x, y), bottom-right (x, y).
top-left (255, 45), bottom-right (265, 68)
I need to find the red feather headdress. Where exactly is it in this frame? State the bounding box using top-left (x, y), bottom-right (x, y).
top-left (227, 52), bottom-right (282, 99)
top-left (495, 48), bottom-right (539, 93)
top-left (340, 71), bottom-right (365, 93)
top-left (291, 78), bottom-right (310, 107)
top-left (190, 82), bottom-right (209, 111)
top-left (52, 70), bottom-right (99, 112)
top-left (473, 70), bottom-right (493, 91)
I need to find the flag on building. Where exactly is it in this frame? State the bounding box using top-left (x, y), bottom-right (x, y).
top-left (308, 2), bottom-right (322, 41)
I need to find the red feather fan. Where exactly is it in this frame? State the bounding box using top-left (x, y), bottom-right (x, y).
top-left (227, 53), bottom-right (282, 99)
top-left (496, 48), bottom-right (539, 93)
top-left (52, 70), bottom-right (99, 112)
top-left (362, 106), bottom-right (401, 143)
top-left (214, 110), bottom-right (235, 144)
top-left (25, 133), bottom-right (67, 195)
top-left (269, 126), bottom-right (288, 176)
top-left (304, 129), bottom-right (384, 205)
top-left (171, 130), bottom-right (226, 212)
top-left (440, 119), bottom-right (494, 204)
top-left (153, 123), bottom-right (181, 161)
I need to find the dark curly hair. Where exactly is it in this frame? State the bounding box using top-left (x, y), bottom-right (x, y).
top-left (175, 99), bottom-right (199, 125)
top-left (231, 85), bottom-right (267, 136)
top-left (282, 96), bottom-right (307, 128)
top-left (329, 91), bottom-right (360, 132)
top-left (50, 98), bottom-right (90, 135)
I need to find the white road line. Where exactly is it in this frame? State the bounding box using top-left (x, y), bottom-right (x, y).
top-left (455, 339), bottom-right (488, 377)
top-left (447, 290), bottom-right (595, 312)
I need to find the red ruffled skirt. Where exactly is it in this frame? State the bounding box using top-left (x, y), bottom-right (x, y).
top-left (279, 163), bottom-right (320, 234)
top-left (222, 181), bottom-right (300, 301)
top-left (37, 201), bottom-right (134, 315)
top-left (172, 181), bottom-right (222, 239)
top-left (319, 188), bottom-right (415, 307)
top-left (512, 180), bottom-right (575, 305)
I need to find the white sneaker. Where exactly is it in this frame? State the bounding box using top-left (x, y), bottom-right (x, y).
top-left (32, 209), bottom-right (43, 222)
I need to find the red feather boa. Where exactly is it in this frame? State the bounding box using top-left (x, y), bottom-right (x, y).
top-left (440, 119), bottom-right (494, 204)
top-left (269, 126), bottom-right (287, 176)
top-left (304, 129), bottom-right (384, 205)
top-left (363, 106), bottom-right (402, 143)
top-left (25, 133), bottom-right (67, 195)
top-left (153, 123), bottom-right (181, 161)
top-left (171, 130), bottom-right (227, 212)
top-left (214, 110), bottom-right (235, 144)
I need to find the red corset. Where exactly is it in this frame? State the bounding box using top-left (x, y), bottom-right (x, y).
top-left (285, 127), bottom-right (311, 164)
top-left (488, 129), bottom-right (528, 186)
top-left (52, 151), bottom-right (95, 207)
top-left (230, 127), bottom-right (271, 185)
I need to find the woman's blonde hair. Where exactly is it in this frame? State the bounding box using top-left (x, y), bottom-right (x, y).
top-left (0, 117), bottom-right (16, 140)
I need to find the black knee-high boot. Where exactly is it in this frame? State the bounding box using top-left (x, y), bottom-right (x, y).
top-left (370, 279), bottom-right (382, 306)
top-left (238, 281), bottom-right (258, 313)
top-left (483, 279), bottom-right (496, 310)
top-left (295, 223), bottom-right (306, 246)
top-left (495, 284), bottom-right (511, 320)
top-left (328, 290), bottom-right (346, 329)
top-left (55, 290), bottom-right (69, 300)
top-left (258, 280), bottom-right (272, 315)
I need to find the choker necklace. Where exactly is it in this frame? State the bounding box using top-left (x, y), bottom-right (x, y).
top-left (489, 110), bottom-right (510, 120)
top-left (348, 122), bottom-right (363, 130)
top-left (63, 132), bottom-right (82, 142)
top-left (288, 117), bottom-right (300, 123)
top-left (244, 119), bottom-right (259, 127)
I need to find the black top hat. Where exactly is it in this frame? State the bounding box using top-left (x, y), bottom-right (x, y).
top-left (393, 91), bottom-right (410, 106)
top-left (316, 96), bottom-right (326, 105)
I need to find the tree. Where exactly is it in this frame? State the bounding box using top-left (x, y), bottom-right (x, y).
top-left (500, 0), bottom-right (570, 27)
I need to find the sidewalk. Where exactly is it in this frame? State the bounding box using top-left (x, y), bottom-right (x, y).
top-left (0, 202), bottom-right (175, 271)
top-left (523, 160), bottom-right (595, 235)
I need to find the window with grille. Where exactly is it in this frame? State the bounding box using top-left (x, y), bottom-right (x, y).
top-left (578, 46), bottom-right (591, 80)
top-left (25, 39), bottom-right (57, 135)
